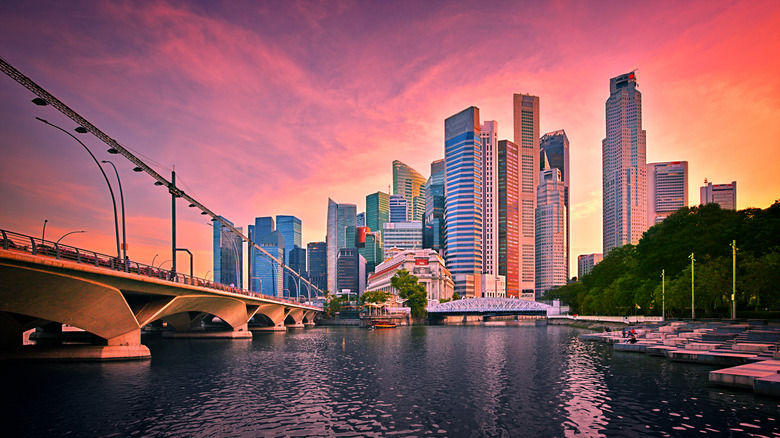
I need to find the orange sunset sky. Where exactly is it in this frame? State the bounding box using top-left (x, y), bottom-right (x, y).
top-left (1, 0), bottom-right (779, 284)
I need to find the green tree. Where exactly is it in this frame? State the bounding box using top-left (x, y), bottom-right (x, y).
top-left (360, 290), bottom-right (392, 304)
top-left (390, 269), bottom-right (428, 318)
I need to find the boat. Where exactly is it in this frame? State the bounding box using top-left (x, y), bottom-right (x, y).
top-left (372, 320), bottom-right (397, 329)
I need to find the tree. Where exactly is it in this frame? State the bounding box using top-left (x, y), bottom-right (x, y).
top-left (390, 269), bottom-right (428, 318)
top-left (360, 290), bottom-right (392, 304)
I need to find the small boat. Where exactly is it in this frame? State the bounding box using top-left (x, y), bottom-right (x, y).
top-left (372, 320), bottom-right (396, 329)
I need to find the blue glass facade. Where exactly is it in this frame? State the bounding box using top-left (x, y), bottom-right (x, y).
top-left (423, 159), bottom-right (446, 255)
top-left (250, 230), bottom-right (284, 297)
top-left (212, 216), bottom-right (243, 287)
top-left (307, 241), bottom-right (327, 291)
top-left (276, 215), bottom-right (302, 293)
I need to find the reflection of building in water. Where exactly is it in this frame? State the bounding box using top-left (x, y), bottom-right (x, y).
top-left (561, 343), bottom-right (608, 436)
top-left (471, 330), bottom-right (507, 436)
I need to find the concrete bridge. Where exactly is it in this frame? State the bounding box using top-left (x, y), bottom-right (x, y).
top-left (0, 231), bottom-right (322, 361)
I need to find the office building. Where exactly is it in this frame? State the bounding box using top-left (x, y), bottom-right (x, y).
top-left (307, 241), bottom-right (327, 291)
top-left (287, 246), bottom-right (306, 299)
top-left (498, 139), bottom-right (520, 297)
top-left (326, 199), bottom-right (357, 293)
top-left (700, 179), bottom-right (737, 210)
top-left (212, 216), bottom-right (243, 287)
top-left (513, 93), bottom-right (539, 297)
top-left (356, 212), bottom-right (365, 228)
top-left (481, 120), bottom-right (498, 276)
top-left (393, 160), bottom-right (427, 221)
top-left (423, 159), bottom-right (446, 256)
top-left (578, 253), bottom-right (603, 278)
top-left (603, 71), bottom-right (647, 254)
top-left (383, 221), bottom-right (423, 258)
top-left (276, 215), bottom-right (302, 292)
top-left (540, 130), bottom-right (570, 278)
top-left (647, 161), bottom-right (688, 225)
top-left (444, 106), bottom-right (483, 297)
top-left (336, 247), bottom-right (360, 296)
top-left (535, 168), bottom-right (568, 296)
top-left (248, 216), bottom-right (276, 293)
top-left (366, 191), bottom-right (390, 235)
top-left (251, 230), bottom-right (284, 297)
top-left (389, 194), bottom-right (408, 223)
top-left (358, 231), bottom-right (383, 278)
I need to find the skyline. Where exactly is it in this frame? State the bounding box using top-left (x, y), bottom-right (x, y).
top-left (1, 1), bottom-right (779, 280)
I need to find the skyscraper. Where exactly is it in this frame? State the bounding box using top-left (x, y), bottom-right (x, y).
top-left (366, 191), bottom-right (390, 235)
top-left (248, 216), bottom-right (276, 293)
top-left (326, 198), bottom-right (357, 293)
top-left (444, 106), bottom-right (482, 297)
top-left (252, 230), bottom-right (284, 297)
top-left (603, 71), bottom-right (647, 254)
top-left (535, 167), bottom-right (567, 296)
top-left (540, 130), bottom-right (570, 279)
top-left (307, 241), bottom-right (327, 291)
top-left (513, 93), bottom-right (539, 297)
top-left (700, 180), bottom-right (736, 210)
top-left (647, 161), bottom-right (688, 225)
top-left (337, 248), bottom-right (360, 295)
top-left (423, 159), bottom-right (446, 256)
top-left (577, 253), bottom-right (603, 278)
top-left (498, 140), bottom-right (520, 297)
top-left (356, 212), bottom-right (365, 228)
top-left (382, 221), bottom-right (423, 258)
top-left (276, 215), bottom-right (302, 292)
top-left (288, 246), bottom-right (306, 298)
top-left (481, 120), bottom-right (498, 276)
top-left (212, 216), bottom-right (243, 287)
top-left (389, 194), bottom-right (408, 223)
top-left (393, 160), bottom-right (427, 221)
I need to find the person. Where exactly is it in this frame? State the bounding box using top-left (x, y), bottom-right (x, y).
top-left (628, 334), bottom-right (638, 344)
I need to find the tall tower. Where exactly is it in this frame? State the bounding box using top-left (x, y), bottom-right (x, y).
top-left (513, 93), bottom-right (539, 298)
top-left (392, 160), bottom-right (426, 221)
top-left (647, 161), bottom-right (688, 225)
top-left (540, 130), bottom-right (570, 279)
top-left (444, 106), bottom-right (482, 297)
top-left (535, 167), bottom-right (567, 295)
top-left (276, 215), bottom-right (302, 293)
top-left (603, 71), bottom-right (647, 254)
top-left (212, 216), bottom-right (243, 287)
top-left (497, 140), bottom-right (519, 297)
top-left (366, 191), bottom-right (390, 234)
top-left (423, 159), bottom-right (446, 256)
top-left (481, 120), bottom-right (498, 276)
top-left (326, 199), bottom-right (357, 293)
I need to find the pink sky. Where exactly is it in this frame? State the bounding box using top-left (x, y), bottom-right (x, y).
top-left (1, 0), bottom-right (779, 284)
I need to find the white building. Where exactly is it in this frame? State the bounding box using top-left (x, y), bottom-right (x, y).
top-left (481, 273), bottom-right (506, 298)
top-left (481, 120), bottom-right (498, 277)
top-left (535, 168), bottom-right (568, 295)
top-left (603, 71), bottom-right (647, 254)
top-left (383, 221), bottom-right (422, 259)
top-left (647, 161), bottom-right (688, 225)
top-left (366, 249), bottom-right (454, 303)
top-left (578, 253), bottom-right (603, 278)
top-left (700, 179), bottom-right (736, 210)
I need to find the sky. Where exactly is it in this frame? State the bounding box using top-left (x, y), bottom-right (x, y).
top-left (1, 0), bottom-right (779, 285)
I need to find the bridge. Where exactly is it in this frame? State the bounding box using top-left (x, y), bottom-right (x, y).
top-left (0, 229), bottom-right (323, 361)
top-left (427, 298), bottom-right (551, 324)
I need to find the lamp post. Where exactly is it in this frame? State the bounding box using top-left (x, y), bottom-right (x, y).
top-left (151, 253), bottom-right (159, 268)
top-left (661, 269), bottom-right (665, 321)
top-left (101, 160), bottom-right (127, 270)
top-left (55, 230), bottom-right (86, 245)
top-left (41, 219), bottom-right (48, 242)
top-left (158, 259), bottom-right (172, 269)
top-left (689, 253), bottom-right (695, 320)
top-left (36, 118), bottom-right (121, 260)
top-left (175, 248), bottom-right (193, 278)
top-left (251, 276), bottom-right (263, 295)
top-left (731, 240), bottom-right (737, 320)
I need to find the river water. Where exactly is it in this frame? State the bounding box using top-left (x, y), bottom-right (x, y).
top-left (3, 324), bottom-right (778, 437)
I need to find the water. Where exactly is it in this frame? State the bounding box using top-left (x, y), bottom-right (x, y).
top-left (3, 325), bottom-right (778, 437)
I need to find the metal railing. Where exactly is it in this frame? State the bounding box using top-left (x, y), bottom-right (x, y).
top-left (0, 228), bottom-right (321, 309)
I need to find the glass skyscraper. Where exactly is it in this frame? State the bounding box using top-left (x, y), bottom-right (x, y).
top-left (389, 194), bottom-right (408, 223)
top-left (648, 161), bottom-right (688, 224)
top-left (326, 198), bottom-right (356, 293)
top-left (392, 160), bottom-right (426, 221)
top-left (535, 167), bottom-right (567, 296)
top-left (481, 121), bottom-right (498, 276)
top-left (444, 106), bottom-right (482, 297)
top-left (423, 159), bottom-right (446, 256)
top-left (251, 230), bottom-right (284, 297)
top-left (540, 130), bottom-right (570, 280)
top-left (498, 140), bottom-right (519, 297)
top-left (513, 93), bottom-right (539, 297)
top-left (276, 215), bottom-right (302, 293)
top-left (603, 71), bottom-right (647, 254)
top-left (307, 241), bottom-right (327, 291)
top-left (212, 216), bottom-right (243, 287)
top-left (366, 191), bottom-right (389, 234)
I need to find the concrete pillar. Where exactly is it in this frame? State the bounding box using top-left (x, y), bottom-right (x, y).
top-left (0, 312), bottom-right (23, 347)
top-left (105, 329), bottom-right (141, 346)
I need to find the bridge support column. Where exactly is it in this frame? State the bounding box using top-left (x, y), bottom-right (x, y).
top-left (0, 312), bottom-right (24, 347)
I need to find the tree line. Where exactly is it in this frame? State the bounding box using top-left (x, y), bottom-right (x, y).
top-left (547, 201), bottom-right (780, 318)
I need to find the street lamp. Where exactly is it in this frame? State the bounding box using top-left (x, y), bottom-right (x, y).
top-left (41, 219), bottom-right (48, 242)
top-left (731, 240), bottom-right (737, 320)
top-left (251, 276), bottom-right (263, 294)
top-left (151, 253), bottom-right (159, 268)
top-left (56, 230), bottom-right (86, 245)
top-left (661, 269), bottom-right (665, 321)
top-left (35, 117), bottom-right (121, 260)
top-left (689, 253), bottom-right (695, 320)
top-left (158, 259), bottom-right (172, 269)
top-left (101, 160), bottom-right (127, 270)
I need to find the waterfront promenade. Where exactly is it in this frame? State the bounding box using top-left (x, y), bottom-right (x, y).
top-left (578, 320), bottom-right (780, 398)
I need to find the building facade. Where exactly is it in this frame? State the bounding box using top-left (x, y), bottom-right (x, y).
top-left (383, 221), bottom-right (423, 258)
top-left (647, 161), bottom-right (688, 225)
top-left (212, 216), bottom-right (243, 287)
top-left (498, 139), bottom-right (520, 297)
top-left (366, 191), bottom-right (390, 235)
top-left (481, 120), bottom-right (498, 277)
top-left (326, 199), bottom-right (357, 293)
top-left (603, 71), bottom-right (647, 254)
top-left (251, 230), bottom-right (284, 297)
top-left (577, 253), bottom-right (603, 278)
top-left (423, 159), bottom-right (446, 256)
top-left (307, 241), bottom-right (327, 291)
top-left (276, 215), bottom-right (302, 292)
top-left (287, 246), bottom-right (307, 299)
top-left (392, 160), bottom-right (427, 221)
top-left (540, 130), bottom-right (570, 279)
top-left (366, 249), bottom-right (454, 303)
top-left (444, 106), bottom-right (483, 297)
top-left (700, 180), bottom-right (737, 210)
top-left (389, 194), bottom-right (408, 223)
top-left (535, 168), bottom-right (568, 296)
top-left (513, 93), bottom-right (539, 297)
top-left (336, 247), bottom-right (360, 296)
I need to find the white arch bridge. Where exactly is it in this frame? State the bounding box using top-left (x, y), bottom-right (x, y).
top-left (427, 298), bottom-right (551, 321)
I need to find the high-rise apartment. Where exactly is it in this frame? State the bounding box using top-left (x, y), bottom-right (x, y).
top-left (444, 106), bottom-right (482, 297)
top-left (423, 159), bottom-right (446, 256)
top-left (535, 168), bottom-right (568, 296)
top-left (307, 241), bottom-right (327, 291)
top-left (366, 191), bottom-right (390, 234)
top-left (326, 199), bottom-right (357, 293)
top-left (212, 216), bottom-right (243, 287)
top-left (700, 180), bottom-right (737, 210)
top-left (647, 161), bottom-right (688, 225)
top-left (498, 140), bottom-right (520, 297)
top-left (603, 71), bottom-right (647, 254)
top-left (577, 253), bottom-right (603, 278)
top-left (392, 160), bottom-right (427, 221)
top-left (540, 130), bottom-right (570, 279)
top-left (513, 93), bottom-right (539, 297)
top-left (481, 120), bottom-right (498, 277)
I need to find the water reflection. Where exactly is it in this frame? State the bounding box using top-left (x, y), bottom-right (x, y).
top-left (561, 339), bottom-right (609, 437)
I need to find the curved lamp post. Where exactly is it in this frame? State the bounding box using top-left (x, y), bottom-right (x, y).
top-left (36, 117), bottom-right (121, 260)
top-left (41, 219), bottom-right (48, 242)
top-left (101, 160), bottom-right (127, 268)
top-left (55, 230), bottom-right (86, 245)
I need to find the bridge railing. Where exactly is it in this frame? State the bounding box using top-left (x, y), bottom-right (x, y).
top-left (0, 229), bottom-right (321, 309)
